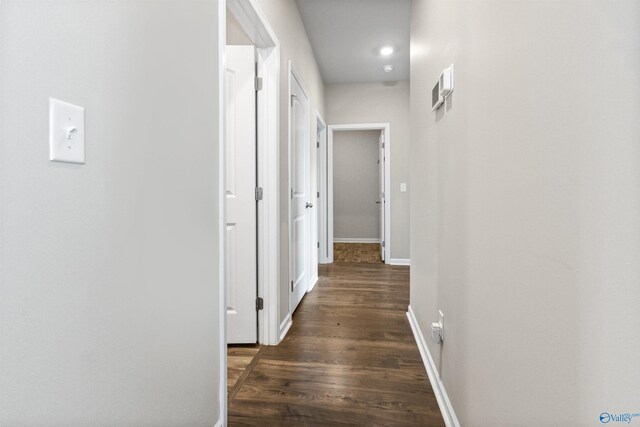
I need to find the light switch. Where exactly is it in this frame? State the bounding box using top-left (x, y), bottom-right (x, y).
top-left (49, 98), bottom-right (85, 164)
top-left (400, 183), bottom-right (407, 192)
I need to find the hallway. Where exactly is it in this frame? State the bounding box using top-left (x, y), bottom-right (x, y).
top-left (228, 263), bottom-right (444, 426)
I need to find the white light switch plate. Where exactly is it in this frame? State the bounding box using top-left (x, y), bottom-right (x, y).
top-left (400, 183), bottom-right (407, 192)
top-left (49, 98), bottom-right (85, 164)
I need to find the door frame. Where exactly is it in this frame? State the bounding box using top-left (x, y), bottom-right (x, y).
top-left (287, 61), bottom-right (312, 317)
top-left (227, 0), bottom-right (280, 347)
top-left (324, 123), bottom-right (391, 263)
top-left (220, 0), bottom-right (280, 422)
top-left (316, 113), bottom-right (329, 264)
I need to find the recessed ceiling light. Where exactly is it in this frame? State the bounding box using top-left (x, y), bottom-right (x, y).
top-left (383, 64), bottom-right (394, 73)
top-left (380, 46), bottom-right (394, 56)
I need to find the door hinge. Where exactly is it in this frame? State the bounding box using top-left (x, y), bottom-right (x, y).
top-left (256, 297), bottom-right (264, 311)
top-left (382, 241), bottom-right (386, 248)
top-left (317, 242), bottom-right (320, 249)
top-left (317, 191), bottom-right (320, 198)
top-left (291, 280), bottom-right (294, 291)
top-left (317, 141), bottom-right (320, 148)
top-left (255, 187), bottom-right (263, 201)
top-left (291, 188), bottom-right (294, 199)
top-left (255, 76), bottom-right (263, 91)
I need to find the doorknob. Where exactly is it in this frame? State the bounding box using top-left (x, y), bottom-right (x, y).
top-left (306, 202), bottom-right (313, 209)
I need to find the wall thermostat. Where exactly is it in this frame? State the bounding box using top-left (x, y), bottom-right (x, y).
top-left (431, 64), bottom-right (454, 111)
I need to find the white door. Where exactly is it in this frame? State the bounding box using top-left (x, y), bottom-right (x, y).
top-left (290, 73), bottom-right (310, 312)
top-left (225, 46), bottom-right (257, 344)
top-left (378, 131), bottom-right (385, 261)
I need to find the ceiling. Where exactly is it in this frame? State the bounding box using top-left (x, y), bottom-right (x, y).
top-left (295, 0), bottom-right (410, 84)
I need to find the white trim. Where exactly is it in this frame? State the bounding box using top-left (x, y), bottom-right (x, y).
top-left (407, 306), bottom-right (461, 427)
top-left (333, 237), bottom-right (380, 244)
top-left (327, 123), bottom-right (391, 264)
top-left (327, 128), bottom-right (334, 263)
top-left (227, 0), bottom-right (281, 348)
top-left (279, 314), bottom-right (293, 341)
top-left (257, 45), bottom-right (281, 346)
top-left (217, 1), bottom-right (227, 425)
top-left (316, 113), bottom-right (329, 264)
top-left (307, 275), bottom-right (319, 293)
top-left (227, 0), bottom-right (279, 46)
top-left (214, 418), bottom-right (223, 427)
top-left (389, 258), bottom-right (410, 266)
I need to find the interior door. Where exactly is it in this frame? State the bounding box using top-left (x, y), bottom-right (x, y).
top-left (225, 45), bottom-right (257, 344)
top-left (290, 73), bottom-right (310, 313)
top-left (378, 131), bottom-right (385, 261)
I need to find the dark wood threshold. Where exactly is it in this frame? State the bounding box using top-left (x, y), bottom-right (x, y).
top-left (228, 345), bottom-right (268, 404)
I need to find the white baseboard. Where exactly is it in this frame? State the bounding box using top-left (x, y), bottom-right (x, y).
top-left (334, 237), bottom-right (380, 244)
top-left (278, 313), bottom-right (292, 342)
top-left (407, 305), bottom-right (461, 427)
top-left (388, 258), bottom-right (410, 266)
top-left (308, 275), bottom-right (319, 292)
top-left (214, 417), bottom-right (222, 427)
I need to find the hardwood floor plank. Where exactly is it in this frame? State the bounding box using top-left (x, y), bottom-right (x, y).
top-left (228, 263), bottom-right (445, 426)
top-left (228, 345), bottom-right (267, 404)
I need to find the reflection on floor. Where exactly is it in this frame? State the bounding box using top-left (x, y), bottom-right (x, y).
top-left (333, 242), bottom-right (383, 264)
top-left (227, 263), bottom-right (445, 426)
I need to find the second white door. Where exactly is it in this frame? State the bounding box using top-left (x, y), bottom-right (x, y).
top-left (290, 72), bottom-right (310, 313)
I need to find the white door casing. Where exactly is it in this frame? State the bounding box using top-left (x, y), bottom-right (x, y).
top-left (316, 114), bottom-right (328, 264)
top-left (290, 67), bottom-right (310, 313)
top-left (308, 119), bottom-right (322, 290)
top-left (378, 131), bottom-right (385, 261)
top-left (225, 45), bottom-right (257, 344)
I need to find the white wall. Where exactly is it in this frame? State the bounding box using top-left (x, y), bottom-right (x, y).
top-left (0, 2), bottom-right (223, 425)
top-left (256, 0), bottom-right (325, 325)
top-left (325, 81), bottom-right (410, 259)
top-left (410, 1), bottom-right (640, 426)
top-left (333, 130), bottom-right (380, 240)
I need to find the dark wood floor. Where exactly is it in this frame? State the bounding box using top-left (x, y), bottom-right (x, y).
top-left (228, 263), bottom-right (444, 426)
top-left (333, 242), bottom-right (383, 264)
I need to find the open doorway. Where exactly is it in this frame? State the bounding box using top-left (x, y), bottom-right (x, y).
top-left (223, 0), bottom-right (280, 424)
top-left (322, 124), bottom-right (391, 264)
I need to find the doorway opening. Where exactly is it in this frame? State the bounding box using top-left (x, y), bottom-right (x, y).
top-left (225, 0), bottom-right (280, 345)
top-left (223, 0), bottom-right (280, 424)
top-left (322, 124), bottom-right (391, 264)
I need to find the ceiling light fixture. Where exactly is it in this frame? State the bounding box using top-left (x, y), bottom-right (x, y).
top-left (383, 64), bottom-right (394, 73)
top-left (380, 46), bottom-right (394, 56)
